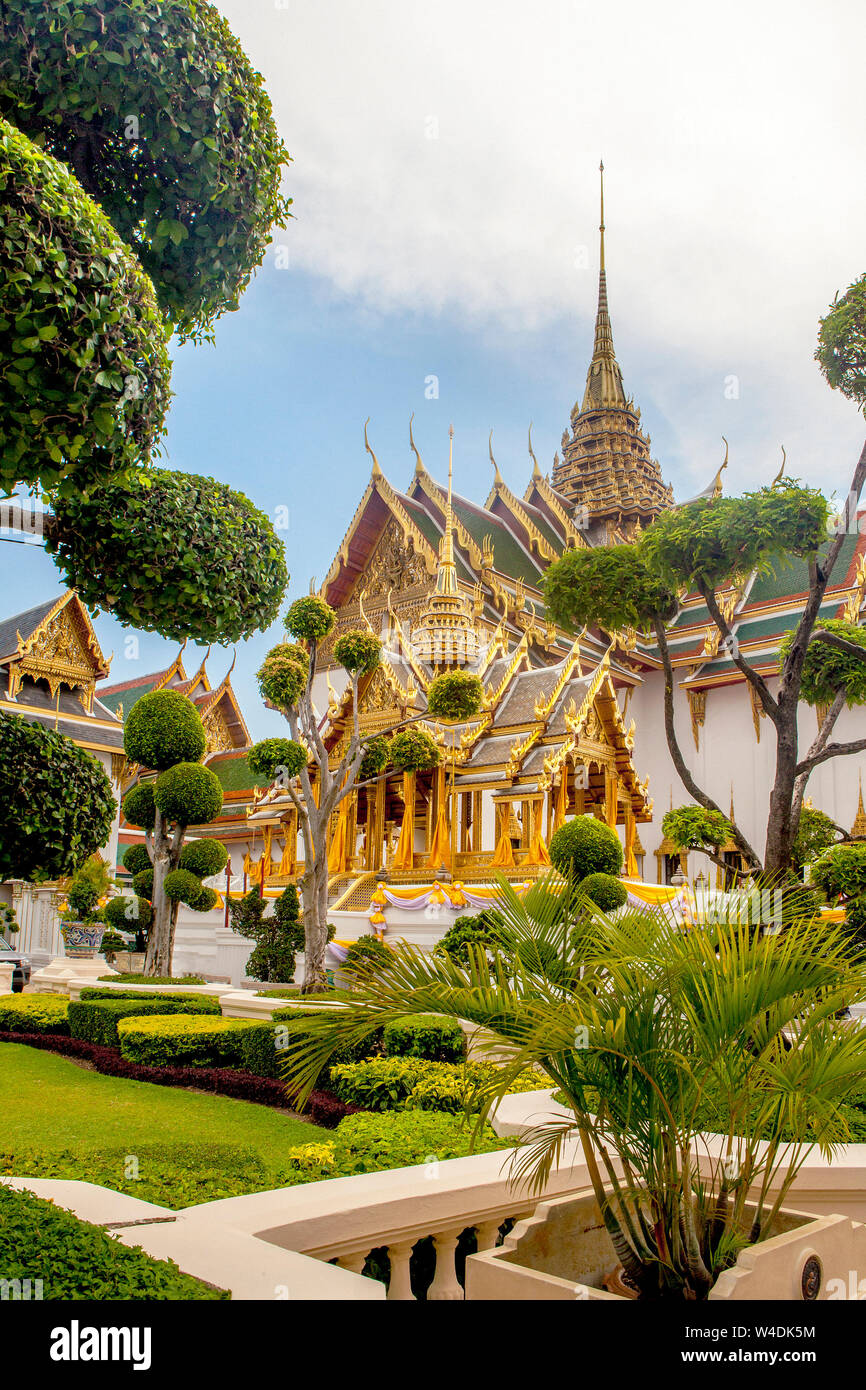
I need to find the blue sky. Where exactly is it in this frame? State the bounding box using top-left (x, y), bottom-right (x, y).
top-left (2, 0), bottom-right (865, 739)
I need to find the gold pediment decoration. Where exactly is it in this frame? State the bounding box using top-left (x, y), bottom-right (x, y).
top-left (203, 701), bottom-right (233, 755)
top-left (354, 517), bottom-right (430, 601)
top-left (8, 594), bottom-right (108, 712)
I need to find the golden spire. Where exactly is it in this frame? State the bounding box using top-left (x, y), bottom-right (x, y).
top-left (580, 159), bottom-right (626, 411)
top-left (436, 424), bottom-right (458, 598)
top-left (414, 425), bottom-right (479, 670)
top-left (364, 418), bottom-right (382, 478)
top-left (852, 775), bottom-right (866, 838)
top-left (489, 430), bottom-right (503, 487)
top-left (528, 422), bottom-right (542, 480)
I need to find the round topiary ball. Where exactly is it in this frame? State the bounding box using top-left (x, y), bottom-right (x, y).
top-left (390, 728), bottom-right (441, 774)
top-left (179, 838), bottom-right (229, 880)
top-left (285, 595), bottom-right (335, 643)
top-left (164, 868), bottom-right (204, 905)
top-left (549, 815), bottom-right (624, 881)
top-left (122, 844), bottom-right (152, 878)
top-left (258, 645), bottom-right (308, 711)
top-left (427, 670), bottom-right (484, 721)
top-left (154, 763), bottom-right (223, 827)
top-left (103, 895), bottom-right (154, 931)
top-left (248, 738), bottom-right (308, 782)
top-left (580, 872), bottom-right (628, 912)
top-left (333, 629), bottom-right (381, 676)
top-left (0, 117), bottom-right (171, 497)
top-left (132, 869), bottom-right (154, 900)
top-left (190, 886), bottom-right (218, 913)
top-left (359, 735), bottom-right (391, 781)
top-left (124, 690), bottom-right (206, 770)
top-left (122, 783), bottom-right (156, 832)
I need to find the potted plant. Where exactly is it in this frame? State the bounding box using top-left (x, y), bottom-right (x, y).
top-left (60, 856), bottom-right (112, 959)
top-left (282, 872), bottom-right (866, 1300)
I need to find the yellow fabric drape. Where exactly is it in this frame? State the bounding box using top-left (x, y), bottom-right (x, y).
top-left (328, 799), bottom-right (349, 874)
top-left (491, 800), bottom-right (515, 869)
top-left (625, 802), bottom-right (638, 878)
top-left (242, 850), bottom-right (254, 877)
top-left (604, 771), bottom-right (618, 829)
top-left (393, 771), bottom-right (416, 871)
top-left (278, 833), bottom-right (295, 876)
top-left (521, 802), bottom-right (551, 867)
top-left (428, 766), bottom-right (450, 871)
top-left (553, 770), bottom-right (568, 834)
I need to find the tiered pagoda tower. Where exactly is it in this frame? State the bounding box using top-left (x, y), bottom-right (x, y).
top-left (551, 162), bottom-right (674, 542)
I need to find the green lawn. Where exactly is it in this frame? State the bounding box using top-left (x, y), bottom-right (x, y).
top-left (0, 1042), bottom-right (330, 1209)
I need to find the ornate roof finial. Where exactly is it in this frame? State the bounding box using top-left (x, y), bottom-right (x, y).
top-left (599, 159), bottom-right (605, 274)
top-left (489, 430), bottom-right (503, 486)
top-left (579, 159), bottom-right (626, 412)
top-left (772, 445), bottom-right (786, 488)
top-left (364, 418), bottom-right (382, 478)
top-left (528, 422), bottom-right (542, 480)
top-left (852, 774), bottom-right (866, 839)
top-left (409, 412), bottom-right (424, 474)
top-left (711, 440), bottom-right (729, 499)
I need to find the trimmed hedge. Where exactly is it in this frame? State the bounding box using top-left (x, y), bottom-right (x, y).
top-left (0, 1184), bottom-right (227, 1300)
top-left (81, 988), bottom-right (215, 1003)
top-left (273, 1005), bottom-right (384, 1080)
top-left (0, 993), bottom-right (69, 1035)
top-left (69, 997), bottom-right (221, 1048)
top-left (117, 1014), bottom-right (256, 1069)
top-left (383, 1015), bottom-right (466, 1063)
top-left (329, 1057), bottom-right (548, 1113)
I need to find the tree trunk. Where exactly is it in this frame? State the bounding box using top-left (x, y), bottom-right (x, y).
top-left (144, 811), bottom-right (172, 976)
top-left (301, 849), bottom-right (331, 992)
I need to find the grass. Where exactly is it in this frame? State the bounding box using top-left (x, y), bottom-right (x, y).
top-left (0, 1041), bottom-right (330, 1208)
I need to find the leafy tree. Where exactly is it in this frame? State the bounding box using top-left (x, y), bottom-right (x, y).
top-left (389, 728), bottom-right (441, 773)
top-left (46, 469), bottom-right (288, 644)
top-left (0, 2), bottom-right (289, 642)
top-left (229, 886), bottom-right (304, 984)
top-left (544, 280), bottom-right (866, 874)
top-left (791, 807), bottom-right (839, 874)
top-left (0, 0), bottom-right (291, 342)
top-left (120, 693), bottom-right (226, 975)
top-left (0, 712), bottom-right (115, 882)
top-left (434, 911), bottom-right (508, 967)
top-left (662, 805), bottom-right (735, 876)
top-left (103, 894), bottom-right (153, 953)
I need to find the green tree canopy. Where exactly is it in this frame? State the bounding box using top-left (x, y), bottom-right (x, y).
top-left (427, 670), bottom-right (484, 721)
top-left (816, 272), bottom-right (866, 407)
top-left (0, 712), bottom-right (115, 882)
top-left (248, 737), bottom-right (308, 782)
top-left (544, 544), bottom-right (677, 634)
top-left (390, 728), bottom-right (441, 773)
top-left (0, 0), bottom-right (291, 341)
top-left (0, 117), bottom-right (171, 496)
top-left (549, 815), bottom-right (623, 881)
top-left (782, 619), bottom-right (866, 707)
top-left (47, 468), bottom-right (287, 643)
top-left (662, 805), bottom-right (732, 853)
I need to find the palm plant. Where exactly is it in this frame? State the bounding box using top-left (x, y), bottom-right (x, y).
top-left (281, 873), bottom-right (866, 1299)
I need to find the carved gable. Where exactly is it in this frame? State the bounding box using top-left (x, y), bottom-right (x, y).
top-left (355, 517), bottom-right (430, 600)
top-left (8, 596), bottom-right (108, 711)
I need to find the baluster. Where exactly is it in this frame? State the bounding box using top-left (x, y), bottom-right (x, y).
top-left (474, 1219), bottom-right (502, 1253)
top-left (427, 1227), bottom-right (465, 1301)
top-left (337, 1250), bottom-right (368, 1276)
top-left (386, 1240), bottom-right (417, 1300)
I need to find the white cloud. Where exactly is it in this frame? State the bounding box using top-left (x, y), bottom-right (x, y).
top-left (217, 0), bottom-right (866, 489)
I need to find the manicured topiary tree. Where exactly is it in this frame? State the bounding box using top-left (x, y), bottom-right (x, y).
top-left (0, 3), bottom-right (289, 642)
top-left (104, 893), bottom-right (153, 954)
top-left (426, 670), bottom-right (484, 722)
top-left (580, 872), bottom-right (628, 912)
top-left (120, 690), bottom-right (226, 976)
top-left (0, 711), bottom-right (115, 883)
top-left (0, 0), bottom-right (291, 342)
top-left (256, 597), bottom-right (388, 992)
top-left (434, 910), bottom-right (508, 967)
top-left (549, 815), bottom-right (624, 882)
top-left (229, 885), bottom-right (305, 984)
top-left (389, 729), bottom-right (441, 773)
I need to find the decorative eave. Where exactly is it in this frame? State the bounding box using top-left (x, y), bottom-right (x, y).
top-left (320, 467), bottom-right (439, 609)
top-left (5, 592), bottom-right (110, 713)
top-left (407, 461), bottom-right (485, 571)
top-left (483, 462), bottom-right (559, 564)
top-left (483, 631), bottom-right (532, 710)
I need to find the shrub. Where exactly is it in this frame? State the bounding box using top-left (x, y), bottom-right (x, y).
top-left (329, 1057), bottom-right (547, 1113)
top-left (117, 1014), bottom-right (256, 1069)
top-left (123, 691), bottom-right (206, 770)
top-left (0, 993), bottom-right (69, 1035)
top-left (191, 886), bottom-right (218, 913)
top-left (82, 987), bottom-right (213, 1001)
top-left (0, 713), bottom-right (116, 883)
top-left (549, 814), bottom-right (624, 880)
top-left (383, 1015), bottom-right (466, 1063)
top-left (333, 629), bottom-right (381, 675)
top-left (0, 1185), bottom-right (226, 1300)
top-left (178, 838), bottom-right (229, 881)
top-left (285, 596), bottom-right (335, 643)
top-left (69, 997), bottom-right (221, 1048)
top-left (232, 886), bottom-right (305, 984)
top-left (276, 1143), bottom-right (338, 1182)
top-left (580, 872), bottom-right (628, 911)
top-left (164, 869), bottom-right (205, 906)
top-left (273, 1006), bottom-right (383, 1084)
top-left (390, 728), bottom-right (440, 773)
top-left (344, 935), bottom-right (392, 979)
top-left (330, 1110), bottom-right (508, 1174)
top-left (122, 845), bottom-right (152, 878)
top-left (122, 783), bottom-right (156, 832)
top-left (434, 911), bottom-right (508, 967)
top-left (792, 808), bottom-right (838, 872)
top-left (103, 896), bottom-right (153, 933)
top-left (812, 844), bottom-right (866, 901)
top-left (154, 762), bottom-right (223, 826)
top-left (426, 670), bottom-right (483, 721)
top-left (247, 738), bottom-right (307, 782)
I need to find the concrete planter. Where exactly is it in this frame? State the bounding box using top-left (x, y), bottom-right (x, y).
top-left (465, 1188), bottom-right (866, 1301)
